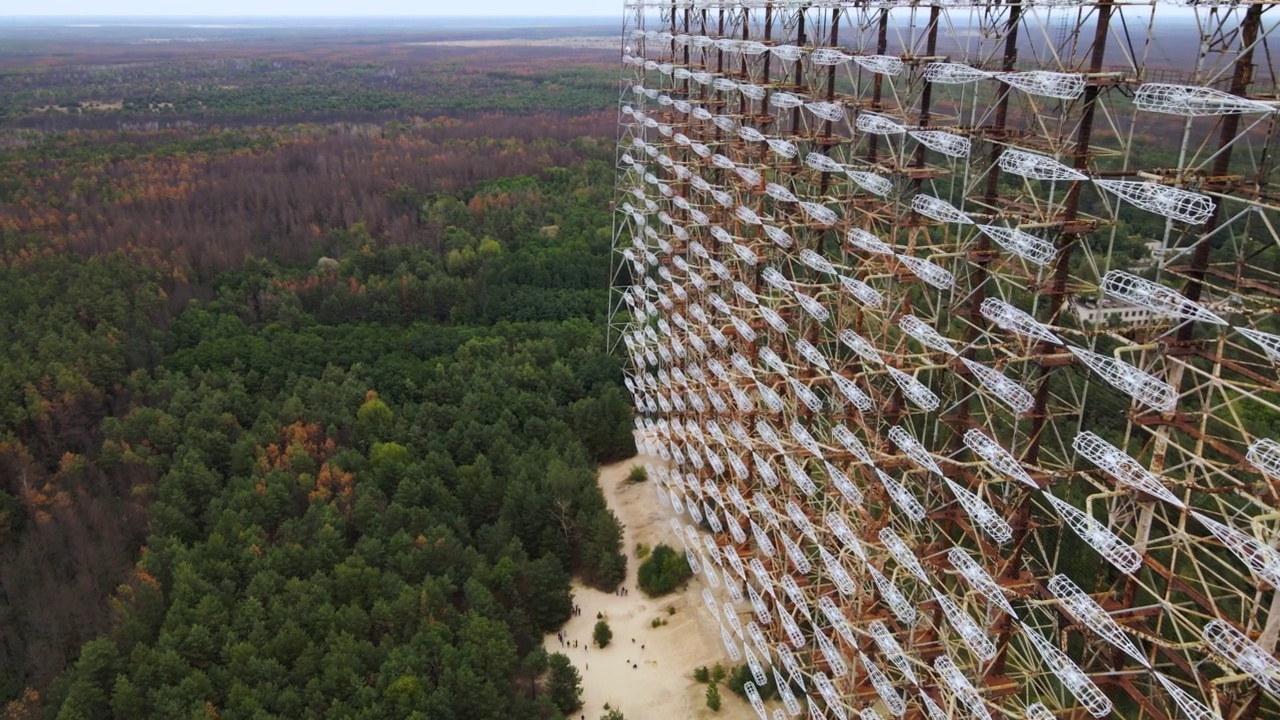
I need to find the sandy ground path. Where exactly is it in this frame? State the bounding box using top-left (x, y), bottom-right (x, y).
top-left (543, 448), bottom-right (753, 720)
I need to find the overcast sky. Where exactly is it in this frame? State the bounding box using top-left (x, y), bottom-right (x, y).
top-left (1, 0), bottom-right (611, 16)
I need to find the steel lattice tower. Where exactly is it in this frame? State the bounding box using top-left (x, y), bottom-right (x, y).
top-left (610, 1), bottom-right (1280, 718)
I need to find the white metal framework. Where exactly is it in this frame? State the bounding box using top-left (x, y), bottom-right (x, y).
top-left (611, 1), bottom-right (1280, 719)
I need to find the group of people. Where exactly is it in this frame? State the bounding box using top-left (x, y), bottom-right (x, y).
top-left (554, 630), bottom-right (581, 649)
top-left (570, 603), bottom-right (583, 617)
top-left (615, 586), bottom-right (629, 597)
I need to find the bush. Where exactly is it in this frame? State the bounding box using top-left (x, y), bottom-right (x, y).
top-left (635, 542), bottom-right (650, 560)
top-left (706, 683), bottom-right (722, 712)
top-left (636, 544), bottom-right (692, 597)
top-left (601, 710), bottom-right (625, 720)
top-left (593, 619), bottom-right (613, 648)
top-left (626, 465), bottom-right (647, 483)
top-left (693, 666), bottom-right (710, 683)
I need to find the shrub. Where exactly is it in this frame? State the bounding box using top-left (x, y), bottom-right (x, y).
top-left (636, 544), bottom-right (692, 597)
top-left (601, 710), bottom-right (625, 720)
top-left (626, 465), bottom-right (647, 483)
top-left (635, 542), bottom-right (650, 560)
top-left (693, 666), bottom-right (710, 683)
top-left (706, 683), bottom-right (722, 712)
top-left (593, 619), bottom-right (613, 648)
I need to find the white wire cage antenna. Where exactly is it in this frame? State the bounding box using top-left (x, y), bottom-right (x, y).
top-left (739, 125), bottom-right (768, 143)
top-left (714, 76), bottom-right (739, 93)
top-left (933, 654), bottom-right (993, 720)
top-left (847, 227), bottom-right (896, 256)
top-left (791, 421), bottom-right (824, 459)
top-left (1153, 672), bottom-right (1219, 720)
top-left (960, 357), bottom-right (1035, 415)
top-left (1068, 347), bottom-right (1178, 413)
top-left (1043, 492), bottom-right (1143, 573)
top-left (805, 152), bottom-right (846, 174)
top-left (818, 594), bottom-right (857, 646)
top-left (739, 83), bottom-right (767, 100)
top-left (1203, 620), bottom-right (1280, 700)
top-left (999, 70), bottom-right (1086, 100)
top-left (760, 306), bottom-right (789, 334)
top-left (779, 601), bottom-right (808, 647)
top-left (832, 424), bottom-right (874, 463)
top-left (799, 201), bottom-right (840, 226)
top-left (944, 477), bottom-right (1015, 544)
top-left (1025, 703), bottom-right (1055, 720)
top-left (766, 182), bottom-right (800, 203)
top-left (1133, 83), bottom-right (1277, 116)
top-left (816, 629), bottom-right (850, 677)
top-left (897, 254), bottom-right (957, 290)
top-left (703, 587), bottom-right (721, 621)
top-left (1019, 623), bottom-right (1114, 717)
top-left (912, 194), bottom-right (974, 225)
top-left (767, 136), bottom-right (800, 159)
top-left (998, 148), bottom-right (1088, 181)
top-left (879, 526), bottom-right (931, 583)
top-left (860, 652), bottom-right (908, 717)
top-left (751, 519), bottom-right (778, 558)
top-left (866, 619), bottom-right (918, 683)
top-left (876, 468), bottom-right (929, 522)
top-left (1237, 326), bottom-right (1280, 365)
top-left (770, 44), bottom-right (804, 62)
top-left (1094, 180), bottom-right (1216, 225)
top-left (782, 459), bottom-right (818, 503)
top-left (812, 672), bottom-right (846, 720)
top-left (839, 328), bottom-right (884, 365)
top-left (1191, 510), bottom-right (1280, 589)
top-left (1046, 574), bottom-right (1148, 666)
top-left (758, 346), bottom-right (788, 375)
top-left (806, 101), bottom-right (846, 123)
top-left (824, 512), bottom-right (865, 560)
top-left (933, 588), bottom-right (999, 660)
top-left (749, 584), bottom-right (773, 625)
top-left (900, 314), bottom-right (960, 356)
top-left (889, 425), bottom-right (946, 477)
top-left (857, 112), bottom-right (907, 135)
top-left (790, 377), bottom-right (825, 413)
top-left (819, 544), bottom-right (859, 596)
top-left (921, 695), bottom-right (949, 720)
top-left (833, 372), bottom-right (874, 412)
top-left (826, 461), bottom-right (865, 506)
top-left (1100, 270), bottom-right (1227, 325)
top-left (744, 642), bottom-right (769, 686)
top-left (979, 297), bottom-right (1064, 344)
top-left (782, 528), bottom-right (814, 573)
top-left (1072, 431), bottom-right (1185, 508)
top-left (1247, 437), bottom-right (1280, 480)
top-left (947, 546), bottom-right (1018, 616)
top-left (869, 563), bottom-right (918, 624)
top-left (847, 169), bottom-right (894, 197)
top-left (762, 224), bottom-right (795, 249)
top-left (794, 289), bottom-right (832, 322)
top-left (909, 130), bottom-right (972, 158)
top-left (771, 91), bottom-right (807, 110)
top-left (722, 623), bottom-right (743, 662)
top-left (840, 275), bottom-right (885, 308)
top-left (811, 47), bottom-right (853, 66)
top-left (796, 337), bottom-right (832, 370)
top-left (736, 165), bottom-right (764, 186)
top-left (853, 54), bottom-right (905, 76)
top-left (886, 366), bottom-right (941, 411)
top-left (922, 61), bottom-right (994, 84)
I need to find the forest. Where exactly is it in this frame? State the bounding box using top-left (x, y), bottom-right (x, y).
top-left (0, 24), bottom-right (631, 719)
